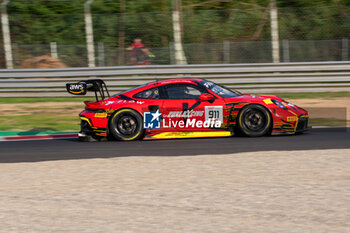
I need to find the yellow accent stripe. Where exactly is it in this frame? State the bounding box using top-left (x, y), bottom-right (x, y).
top-left (288, 110), bottom-right (297, 116)
top-left (263, 99), bottom-right (273, 105)
top-left (287, 110), bottom-right (299, 131)
top-left (151, 131), bottom-right (231, 139)
top-left (96, 133), bottom-right (107, 136)
top-left (80, 117), bottom-right (92, 126)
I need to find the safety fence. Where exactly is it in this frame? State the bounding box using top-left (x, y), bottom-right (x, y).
top-left (2, 6), bottom-right (350, 68)
top-left (1, 61), bottom-right (350, 97)
top-left (6, 39), bottom-right (350, 68)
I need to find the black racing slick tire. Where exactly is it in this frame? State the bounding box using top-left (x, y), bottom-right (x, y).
top-left (109, 109), bottom-right (144, 141)
top-left (237, 104), bottom-right (272, 137)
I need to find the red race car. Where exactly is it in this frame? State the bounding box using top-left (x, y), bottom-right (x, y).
top-left (66, 78), bottom-right (309, 141)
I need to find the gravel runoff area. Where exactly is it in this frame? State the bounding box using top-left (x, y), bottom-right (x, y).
top-left (0, 149), bottom-right (349, 233)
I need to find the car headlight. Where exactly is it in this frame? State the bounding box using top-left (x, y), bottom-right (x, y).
top-left (271, 99), bottom-right (288, 110)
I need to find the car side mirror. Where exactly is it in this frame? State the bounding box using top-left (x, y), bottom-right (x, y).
top-left (200, 93), bottom-right (215, 102)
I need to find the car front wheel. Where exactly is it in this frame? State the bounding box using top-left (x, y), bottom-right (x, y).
top-left (237, 104), bottom-right (272, 137)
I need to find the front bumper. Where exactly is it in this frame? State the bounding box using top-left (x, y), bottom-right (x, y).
top-left (272, 114), bottom-right (309, 135)
top-left (295, 115), bottom-right (309, 132)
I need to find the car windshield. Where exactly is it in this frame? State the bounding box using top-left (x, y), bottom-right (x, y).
top-left (200, 80), bottom-right (241, 98)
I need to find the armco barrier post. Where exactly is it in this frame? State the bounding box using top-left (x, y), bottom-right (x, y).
top-left (84, 0), bottom-right (95, 67)
top-left (270, 0), bottom-right (280, 63)
top-left (172, 0), bottom-right (187, 65)
top-left (1, 0), bottom-right (13, 69)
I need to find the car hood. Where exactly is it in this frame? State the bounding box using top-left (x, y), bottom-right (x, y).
top-left (224, 94), bottom-right (307, 114)
top-left (224, 94), bottom-right (284, 103)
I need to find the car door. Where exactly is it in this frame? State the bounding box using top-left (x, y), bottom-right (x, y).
top-left (160, 83), bottom-right (225, 131)
top-left (131, 86), bottom-right (165, 128)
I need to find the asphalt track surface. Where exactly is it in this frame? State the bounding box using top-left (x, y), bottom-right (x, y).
top-left (0, 127), bottom-right (349, 163)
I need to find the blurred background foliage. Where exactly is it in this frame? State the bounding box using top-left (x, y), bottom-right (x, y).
top-left (6, 0), bottom-right (350, 45)
top-left (1, 0), bottom-right (350, 67)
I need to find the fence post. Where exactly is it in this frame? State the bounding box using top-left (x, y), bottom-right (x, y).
top-left (98, 42), bottom-right (105, 67)
top-left (84, 0), bottom-right (95, 67)
top-left (342, 38), bottom-right (348, 61)
top-left (169, 42), bottom-right (175, 65)
top-left (1, 0), bottom-right (13, 69)
top-left (223, 40), bottom-right (230, 64)
top-left (282, 39), bottom-right (290, 62)
top-left (50, 42), bottom-right (58, 58)
top-left (270, 0), bottom-right (280, 63)
top-left (117, 0), bottom-right (125, 66)
top-left (172, 0), bottom-right (187, 64)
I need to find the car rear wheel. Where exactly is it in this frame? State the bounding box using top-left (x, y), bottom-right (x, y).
top-left (237, 104), bottom-right (272, 137)
top-left (109, 109), bottom-right (144, 141)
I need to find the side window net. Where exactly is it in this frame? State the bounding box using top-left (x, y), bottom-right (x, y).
top-left (165, 84), bottom-right (203, 99)
top-left (133, 88), bottom-right (160, 99)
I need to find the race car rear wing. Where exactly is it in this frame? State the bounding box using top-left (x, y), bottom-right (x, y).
top-left (66, 79), bottom-right (110, 101)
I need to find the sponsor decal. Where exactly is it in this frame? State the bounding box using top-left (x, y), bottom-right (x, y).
top-left (163, 118), bottom-right (221, 128)
top-left (94, 112), bottom-right (107, 118)
top-left (69, 84), bottom-right (84, 90)
top-left (287, 116), bottom-right (298, 122)
top-left (145, 108), bottom-right (223, 129)
top-left (105, 100), bottom-right (145, 105)
top-left (203, 82), bottom-right (213, 89)
top-left (144, 110), bottom-right (161, 129)
top-left (104, 101), bottom-right (115, 105)
top-left (163, 110), bottom-right (204, 118)
top-left (149, 131), bottom-right (231, 139)
top-left (66, 83), bottom-right (86, 95)
top-left (205, 106), bottom-right (223, 123)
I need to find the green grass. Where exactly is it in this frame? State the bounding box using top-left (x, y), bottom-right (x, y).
top-left (1, 92), bottom-right (350, 103)
top-left (0, 115), bottom-right (80, 131)
top-left (309, 118), bottom-right (349, 127)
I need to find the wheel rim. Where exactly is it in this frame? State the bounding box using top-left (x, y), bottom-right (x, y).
top-left (115, 114), bottom-right (138, 136)
top-left (243, 109), bottom-right (266, 132)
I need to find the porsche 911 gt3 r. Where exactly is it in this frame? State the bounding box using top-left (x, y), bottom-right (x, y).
top-left (66, 78), bottom-right (309, 141)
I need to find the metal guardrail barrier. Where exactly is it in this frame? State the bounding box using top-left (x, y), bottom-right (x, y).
top-left (1, 61), bottom-right (350, 97)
